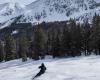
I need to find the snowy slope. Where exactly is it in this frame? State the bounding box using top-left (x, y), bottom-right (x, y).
top-left (0, 0), bottom-right (100, 28)
top-left (0, 0), bottom-right (37, 5)
top-left (1, 56), bottom-right (100, 80)
top-left (0, 0), bottom-right (37, 29)
top-left (23, 0), bottom-right (100, 23)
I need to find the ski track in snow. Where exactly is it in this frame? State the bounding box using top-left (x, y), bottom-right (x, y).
top-left (0, 55), bottom-right (100, 80)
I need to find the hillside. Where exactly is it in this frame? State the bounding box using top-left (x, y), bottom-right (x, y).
top-left (0, 0), bottom-right (100, 29)
top-left (0, 56), bottom-right (100, 80)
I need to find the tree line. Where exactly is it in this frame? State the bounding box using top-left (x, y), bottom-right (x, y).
top-left (0, 14), bottom-right (100, 62)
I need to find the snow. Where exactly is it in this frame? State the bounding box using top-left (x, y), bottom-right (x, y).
top-left (0, 0), bottom-right (37, 5)
top-left (16, 0), bottom-right (100, 23)
top-left (11, 30), bottom-right (18, 35)
top-left (0, 0), bottom-right (100, 29)
top-left (0, 55), bottom-right (100, 80)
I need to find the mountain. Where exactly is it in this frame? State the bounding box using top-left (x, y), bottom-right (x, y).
top-left (0, 0), bottom-right (100, 29)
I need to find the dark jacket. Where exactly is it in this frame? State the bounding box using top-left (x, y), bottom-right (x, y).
top-left (33, 63), bottom-right (46, 79)
top-left (39, 63), bottom-right (46, 73)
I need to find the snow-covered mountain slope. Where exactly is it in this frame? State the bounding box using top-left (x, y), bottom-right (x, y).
top-left (23, 0), bottom-right (100, 23)
top-left (0, 0), bottom-right (100, 29)
top-left (1, 55), bottom-right (100, 80)
top-left (0, 0), bottom-right (37, 5)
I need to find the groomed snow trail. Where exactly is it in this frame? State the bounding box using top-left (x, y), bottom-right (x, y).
top-left (0, 55), bottom-right (100, 80)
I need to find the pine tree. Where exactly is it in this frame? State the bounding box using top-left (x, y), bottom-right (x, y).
top-left (52, 29), bottom-right (61, 58)
top-left (90, 14), bottom-right (100, 55)
top-left (0, 41), bottom-right (4, 62)
top-left (19, 30), bottom-right (28, 62)
top-left (61, 25), bottom-right (71, 57)
top-left (48, 27), bottom-right (57, 58)
top-left (46, 31), bottom-right (51, 55)
top-left (83, 20), bottom-right (91, 55)
top-left (4, 33), bottom-right (16, 61)
top-left (33, 26), bottom-right (47, 60)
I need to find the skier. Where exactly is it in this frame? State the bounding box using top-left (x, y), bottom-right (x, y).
top-left (33, 63), bottom-right (46, 79)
